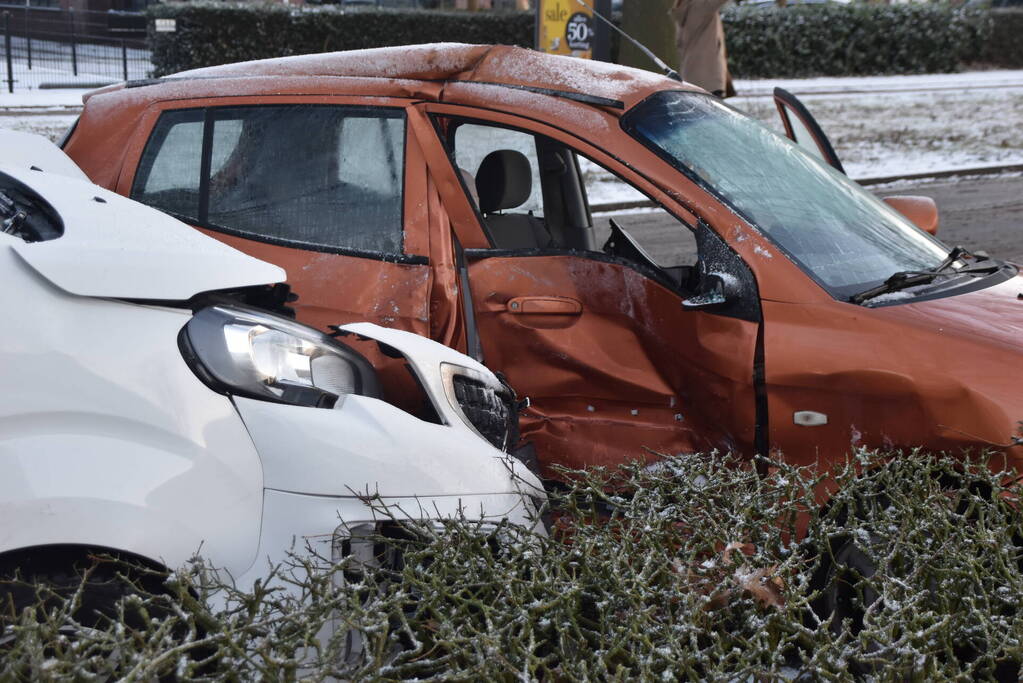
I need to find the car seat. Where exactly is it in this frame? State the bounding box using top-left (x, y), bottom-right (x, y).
top-left (475, 150), bottom-right (552, 249)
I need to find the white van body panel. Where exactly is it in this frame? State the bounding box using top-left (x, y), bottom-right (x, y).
top-left (2, 162), bottom-right (284, 300)
top-left (0, 153), bottom-right (543, 589)
top-left (0, 236), bottom-right (265, 575)
top-left (0, 129), bottom-right (89, 180)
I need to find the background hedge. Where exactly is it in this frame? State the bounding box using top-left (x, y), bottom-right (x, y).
top-left (722, 4), bottom-right (992, 78)
top-left (984, 8), bottom-right (1023, 69)
top-left (147, 3), bottom-right (1018, 79)
top-left (147, 5), bottom-right (533, 77)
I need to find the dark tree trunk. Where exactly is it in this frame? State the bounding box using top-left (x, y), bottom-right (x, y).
top-left (618, 0), bottom-right (679, 73)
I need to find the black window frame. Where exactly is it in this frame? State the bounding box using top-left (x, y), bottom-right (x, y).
top-left (131, 104), bottom-right (425, 265)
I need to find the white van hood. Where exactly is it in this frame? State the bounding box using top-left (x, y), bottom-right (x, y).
top-left (0, 129), bottom-right (89, 181)
top-left (1, 157), bottom-right (284, 301)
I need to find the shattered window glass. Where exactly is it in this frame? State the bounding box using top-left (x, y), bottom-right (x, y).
top-left (578, 155), bottom-right (698, 269)
top-left (131, 109), bottom-right (204, 221)
top-left (206, 106), bottom-right (405, 255)
top-left (134, 106), bottom-right (406, 256)
top-left (623, 91), bottom-right (949, 299)
top-left (591, 206), bottom-right (698, 269)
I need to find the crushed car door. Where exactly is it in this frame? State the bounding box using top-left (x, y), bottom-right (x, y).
top-left (773, 87), bottom-right (846, 174)
top-left (413, 106), bottom-right (763, 474)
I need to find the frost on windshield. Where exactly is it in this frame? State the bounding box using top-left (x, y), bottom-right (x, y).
top-left (623, 92), bottom-right (949, 299)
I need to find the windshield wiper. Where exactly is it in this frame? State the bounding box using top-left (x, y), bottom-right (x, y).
top-left (850, 246), bottom-right (1001, 305)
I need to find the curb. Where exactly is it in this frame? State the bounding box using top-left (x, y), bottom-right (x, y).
top-left (733, 82), bottom-right (1023, 100)
top-left (857, 164), bottom-right (1023, 187)
top-left (0, 107), bottom-right (82, 115)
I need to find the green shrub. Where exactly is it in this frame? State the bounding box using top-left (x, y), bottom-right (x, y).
top-left (722, 4), bottom-right (992, 78)
top-left (147, 4), bottom-right (534, 77)
top-left (4, 451), bottom-right (1023, 680)
top-left (147, 3), bottom-right (1014, 80)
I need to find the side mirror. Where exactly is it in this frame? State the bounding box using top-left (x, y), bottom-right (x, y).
top-left (682, 271), bottom-right (739, 310)
top-left (883, 195), bottom-right (939, 236)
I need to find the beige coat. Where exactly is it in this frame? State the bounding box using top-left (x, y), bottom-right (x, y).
top-left (671, 0), bottom-right (735, 97)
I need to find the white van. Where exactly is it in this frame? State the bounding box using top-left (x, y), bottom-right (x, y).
top-left (0, 131), bottom-right (543, 631)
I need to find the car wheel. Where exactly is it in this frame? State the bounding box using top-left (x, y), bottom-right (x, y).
top-left (0, 551), bottom-right (171, 677)
top-left (814, 479), bottom-right (1022, 680)
top-left (818, 532), bottom-right (880, 641)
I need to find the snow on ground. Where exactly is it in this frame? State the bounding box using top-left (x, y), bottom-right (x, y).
top-left (734, 68), bottom-right (1023, 96)
top-left (0, 90), bottom-right (86, 110)
top-left (734, 86), bottom-right (1023, 181)
top-left (732, 68), bottom-right (1023, 96)
top-left (0, 112), bottom-right (79, 140)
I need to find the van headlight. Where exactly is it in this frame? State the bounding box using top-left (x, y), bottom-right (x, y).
top-left (179, 305), bottom-right (380, 408)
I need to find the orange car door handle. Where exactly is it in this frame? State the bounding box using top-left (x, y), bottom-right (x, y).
top-left (506, 296), bottom-right (583, 315)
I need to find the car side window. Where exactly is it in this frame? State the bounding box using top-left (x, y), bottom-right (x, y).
top-left (131, 109), bottom-right (204, 222)
top-left (132, 105), bottom-right (406, 256)
top-left (582, 162), bottom-right (700, 270)
top-left (441, 117), bottom-right (698, 271)
top-left (454, 124), bottom-right (543, 217)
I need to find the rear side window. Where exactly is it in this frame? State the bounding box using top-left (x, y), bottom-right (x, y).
top-left (132, 109), bottom-right (204, 221)
top-left (132, 105), bottom-right (406, 257)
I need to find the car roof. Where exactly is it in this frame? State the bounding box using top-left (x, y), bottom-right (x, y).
top-left (70, 44), bottom-right (701, 189)
top-left (85, 43), bottom-right (694, 111)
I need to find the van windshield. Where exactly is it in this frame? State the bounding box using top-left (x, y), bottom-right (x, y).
top-left (621, 90), bottom-right (949, 300)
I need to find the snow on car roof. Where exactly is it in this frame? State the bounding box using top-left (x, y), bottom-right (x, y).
top-left (121, 44), bottom-right (690, 109)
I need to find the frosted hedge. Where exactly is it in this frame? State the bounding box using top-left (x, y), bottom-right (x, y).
top-left (145, 4), bottom-right (1021, 80)
top-left (3, 451), bottom-right (1023, 681)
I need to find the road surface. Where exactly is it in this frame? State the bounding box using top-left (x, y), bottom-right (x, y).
top-left (875, 175), bottom-right (1023, 263)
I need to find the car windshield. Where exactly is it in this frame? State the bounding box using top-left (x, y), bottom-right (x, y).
top-left (621, 90), bottom-right (950, 299)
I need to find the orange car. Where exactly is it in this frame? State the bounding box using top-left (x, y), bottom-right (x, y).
top-left (61, 44), bottom-right (1023, 476)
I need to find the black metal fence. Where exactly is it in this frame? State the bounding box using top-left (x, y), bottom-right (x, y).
top-left (2, 6), bottom-right (150, 93)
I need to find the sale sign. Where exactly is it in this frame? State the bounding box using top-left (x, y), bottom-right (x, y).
top-left (536, 0), bottom-right (595, 59)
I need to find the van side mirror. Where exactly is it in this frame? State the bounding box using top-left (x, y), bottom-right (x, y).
top-left (883, 195), bottom-right (939, 236)
top-left (682, 271), bottom-right (739, 310)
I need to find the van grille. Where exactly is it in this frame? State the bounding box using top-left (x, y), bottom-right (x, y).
top-left (451, 375), bottom-right (518, 451)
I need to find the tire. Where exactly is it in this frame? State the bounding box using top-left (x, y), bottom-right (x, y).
top-left (817, 532), bottom-right (881, 641)
top-left (0, 550), bottom-right (169, 678)
top-left (813, 479), bottom-right (1023, 680)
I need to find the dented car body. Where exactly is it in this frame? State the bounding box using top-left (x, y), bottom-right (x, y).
top-left (60, 43), bottom-right (1023, 474)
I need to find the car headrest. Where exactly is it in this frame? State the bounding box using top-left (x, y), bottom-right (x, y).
top-left (475, 150), bottom-right (532, 213)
